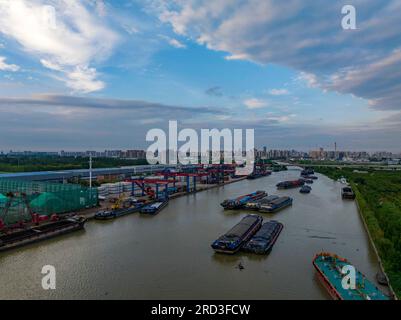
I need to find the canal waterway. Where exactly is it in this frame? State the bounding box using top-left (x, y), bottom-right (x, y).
top-left (0, 169), bottom-right (385, 299)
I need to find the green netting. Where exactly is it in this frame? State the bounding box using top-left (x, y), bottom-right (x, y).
top-left (0, 179), bottom-right (98, 225)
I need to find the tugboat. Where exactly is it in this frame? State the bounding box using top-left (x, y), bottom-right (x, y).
top-left (0, 216), bottom-right (87, 252)
top-left (221, 191), bottom-right (267, 210)
top-left (242, 220), bottom-right (283, 254)
top-left (140, 199), bottom-right (169, 215)
top-left (342, 186), bottom-right (356, 199)
top-left (276, 179), bottom-right (304, 190)
top-left (245, 195), bottom-right (279, 210)
top-left (211, 214), bottom-right (263, 254)
top-left (300, 185), bottom-right (312, 194)
top-left (313, 252), bottom-right (390, 300)
top-left (259, 196), bottom-right (293, 213)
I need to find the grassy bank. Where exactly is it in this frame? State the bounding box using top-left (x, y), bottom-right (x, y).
top-left (315, 166), bottom-right (401, 297)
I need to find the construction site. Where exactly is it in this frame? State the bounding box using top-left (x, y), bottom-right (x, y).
top-left (0, 180), bottom-right (98, 228)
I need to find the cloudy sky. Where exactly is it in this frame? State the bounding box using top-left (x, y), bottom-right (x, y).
top-left (0, 0), bottom-right (400, 152)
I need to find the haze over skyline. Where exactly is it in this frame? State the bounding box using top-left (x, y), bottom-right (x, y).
top-left (0, 1), bottom-right (400, 152)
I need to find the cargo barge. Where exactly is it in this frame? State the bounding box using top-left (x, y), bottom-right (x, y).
top-left (276, 179), bottom-right (304, 190)
top-left (221, 191), bottom-right (267, 210)
top-left (313, 252), bottom-right (390, 300)
top-left (342, 186), bottom-right (356, 200)
top-left (245, 195), bottom-right (279, 210)
top-left (247, 171), bottom-right (271, 180)
top-left (242, 220), bottom-right (283, 254)
top-left (211, 214), bottom-right (263, 254)
top-left (259, 196), bottom-right (293, 213)
top-left (301, 168), bottom-right (314, 176)
top-left (0, 216), bottom-right (86, 253)
top-left (300, 185), bottom-right (312, 194)
top-left (140, 200), bottom-right (169, 215)
top-left (95, 203), bottom-right (145, 220)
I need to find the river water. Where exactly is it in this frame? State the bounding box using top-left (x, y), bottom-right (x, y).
top-left (0, 169), bottom-right (385, 299)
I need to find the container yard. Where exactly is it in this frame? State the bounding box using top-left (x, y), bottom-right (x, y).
top-left (0, 163), bottom-right (249, 240)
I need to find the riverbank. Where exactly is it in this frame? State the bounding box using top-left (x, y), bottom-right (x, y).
top-left (314, 166), bottom-right (401, 298)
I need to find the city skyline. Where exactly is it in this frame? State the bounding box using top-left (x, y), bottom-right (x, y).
top-left (1, 1), bottom-right (401, 152)
top-left (2, 147), bottom-right (400, 160)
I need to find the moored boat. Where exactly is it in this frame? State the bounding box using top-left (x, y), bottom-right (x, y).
top-left (312, 252), bottom-right (390, 300)
top-left (259, 196), bottom-right (293, 213)
top-left (301, 168), bottom-right (314, 176)
top-left (95, 203), bottom-right (145, 220)
top-left (342, 186), bottom-right (356, 199)
top-left (211, 214), bottom-right (263, 254)
top-left (0, 216), bottom-right (86, 252)
top-left (140, 200), bottom-right (169, 215)
top-left (242, 220), bottom-right (283, 254)
top-left (300, 185), bottom-right (312, 194)
top-left (245, 195), bottom-right (279, 210)
top-left (247, 170), bottom-right (272, 180)
top-left (220, 191), bottom-right (267, 210)
top-left (276, 179), bottom-right (304, 190)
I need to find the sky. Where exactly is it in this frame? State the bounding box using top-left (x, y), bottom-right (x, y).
top-left (0, 0), bottom-right (400, 152)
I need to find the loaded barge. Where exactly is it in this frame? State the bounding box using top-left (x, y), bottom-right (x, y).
top-left (211, 214), bottom-right (263, 254)
top-left (245, 195), bottom-right (279, 210)
top-left (221, 191), bottom-right (267, 210)
top-left (276, 179), bottom-right (304, 190)
top-left (300, 185), bottom-right (312, 194)
top-left (242, 220), bottom-right (283, 254)
top-left (95, 203), bottom-right (145, 220)
top-left (140, 199), bottom-right (169, 215)
top-left (259, 196), bottom-right (293, 213)
top-left (247, 171), bottom-right (271, 180)
top-left (313, 252), bottom-right (390, 300)
top-left (0, 216), bottom-right (86, 253)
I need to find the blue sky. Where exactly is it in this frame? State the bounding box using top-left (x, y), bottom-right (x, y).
top-left (0, 0), bottom-right (400, 152)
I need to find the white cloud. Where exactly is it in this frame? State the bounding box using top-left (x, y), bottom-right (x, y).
top-left (297, 72), bottom-right (319, 88)
top-left (168, 37), bottom-right (186, 48)
top-left (40, 59), bottom-right (62, 71)
top-left (65, 66), bottom-right (105, 93)
top-left (0, 0), bottom-right (119, 93)
top-left (267, 115), bottom-right (290, 123)
top-left (244, 98), bottom-right (268, 109)
top-left (160, 35), bottom-right (186, 48)
top-left (0, 56), bottom-right (19, 72)
top-left (266, 114), bottom-right (296, 123)
top-left (269, 88), bottom-right (289, 96)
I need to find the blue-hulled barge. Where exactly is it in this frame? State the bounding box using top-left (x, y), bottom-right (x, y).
top-left (242, 220), bottom-right (283, 254)
top-left (211, 214), bottom-right (263, 254)
top-left (220, 191), bottom-right (267, 210)
top-left (259, 196), bottom-right (293, 213)
top-left (245, 195), bottom-right (279, 210)
top-left (140, 200), bottom-right (169, 215)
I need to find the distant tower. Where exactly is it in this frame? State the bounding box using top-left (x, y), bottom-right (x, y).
top-left (335, 142), bottom-right (337, 152)
top-left (89, 155), bottom-right (93, 189)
